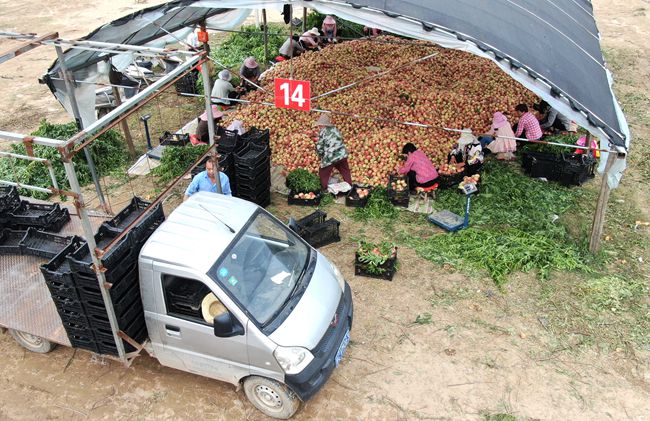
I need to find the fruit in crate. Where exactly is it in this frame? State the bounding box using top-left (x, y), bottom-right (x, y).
top-left (356, 188), bottom-right (370, 198)
top-left (294, 192), bottom-right (317, 200)
top-left (458, 174), bottom-right (480, 190)
top-left (390, 179), bottom-right (407, 191)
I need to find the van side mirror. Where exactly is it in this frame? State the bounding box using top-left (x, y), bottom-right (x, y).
top-left (213, 312), bottom-right (244, 337)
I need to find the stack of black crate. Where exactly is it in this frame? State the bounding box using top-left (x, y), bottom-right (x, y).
top-left (234, 128), bottom-right (271, 207)
top-left (39, 197), bottom-right (164, 356)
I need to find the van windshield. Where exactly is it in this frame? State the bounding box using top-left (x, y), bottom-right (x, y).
top-left (207, 211), bottom-right (310, 325)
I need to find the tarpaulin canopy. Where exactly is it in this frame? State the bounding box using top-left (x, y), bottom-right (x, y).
top-left (45, 0), bottom-right (629, 164)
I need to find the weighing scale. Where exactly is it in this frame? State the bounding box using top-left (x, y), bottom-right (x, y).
top-left (427, 183), bottom-right (477, 232)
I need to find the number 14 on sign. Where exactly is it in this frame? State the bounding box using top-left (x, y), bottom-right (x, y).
top-left (274, 78), bottom-right (311, 111)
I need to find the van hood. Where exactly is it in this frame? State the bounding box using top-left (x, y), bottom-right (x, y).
top-left (268, 253), bottom-right (341, 349)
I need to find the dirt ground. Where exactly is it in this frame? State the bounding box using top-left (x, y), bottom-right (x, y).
top-left (1, 1), bottom-right (650, 420)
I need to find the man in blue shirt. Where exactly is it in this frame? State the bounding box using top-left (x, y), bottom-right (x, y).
top-left (184, 158), bottom-right (232, 200)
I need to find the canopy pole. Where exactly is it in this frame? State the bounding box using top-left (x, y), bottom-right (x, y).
top-left (199, 22), bottom-right (222, 194)
top-left (589, 151), bottom-right (617, 253)
top-left (262, 9), bottom-right (269, 64)
top-left (55, 45), bottom-right (108, 212)
top-left (302, 7), bottom-right (307, 32)
top-left (111, 87), bottom-right (136, 158)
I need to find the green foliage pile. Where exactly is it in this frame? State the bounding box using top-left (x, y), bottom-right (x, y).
top-left (211, 24), bottom-right (286, 69)
top-left (352, 187), bottom-right (398, 221)
top-left (0, 120), bottom-right (127, 199)
top-left (286, 168), bottom-right (320, 193)
top-left (152, 144), bottom-right (210, 183)
top-left (523, 133), bottom-right (582, 155)
top-left (398, 161), bottom-right (592, 285)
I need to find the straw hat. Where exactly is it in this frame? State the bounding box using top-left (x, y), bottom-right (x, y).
top-left (218, 69), bottom-right (232, 81)
top-left (244, 56), bottom-right (258, 69)
top-left (491, 112), bottom-right (509, 130)
top-left (323, 15), bottom-right (336, 25)
top-left (315, 113), bottom-right (334, 126)
top-left (201, 293), bottom-right (227, 324)
top-left (199, 105), bottom-right (224, 121)
top-left (308, 27), bottom-right (320, 36)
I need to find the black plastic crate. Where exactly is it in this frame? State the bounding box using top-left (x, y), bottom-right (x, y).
top-left (7, 201), bottom-right (69, 230)
top-left (297, 210), bottom-right (327, 228)
top-left (57, 307), bottom-right (92, 327)
top-left (75, 263), bottom-right (138, 304)
top-left (345, 185), bottom-right (372, 208)
top-left (234, 142), bottom-right (269, 168)
top-left (437, 172), bottom-right (465, 189)
top-left (48, 209), bottom-right (71, 232)
top-left (41, 236), bottom-right (84, 287)
top-left (95, 319), bottom-right (147, 355)
top-left (87, 300), bottom-right (144, 332)
top-left (558, 154), bottom-right (596, 187)
top-left (236, 177), bottom-right (270, 198)
top-left (83, 280), bottom-right (141, 317)
top-left (241, 127), bottom-right (270, 153)
top-left (0, 229), bottom-right (26, 255)
top-left (20, 227), bottom-right (72, 259)
top-left (68, 333), bottom-right (101, 354)
top-left (50, 294), bottom-right (86, 314)
top-left (67, 226), bottom-right (135, 274)
top-left (102, 199), bottom-right (164, 247)
top-left (102, 197), bottom-right (150, 233)
top-left (390, 195), bottom-right (410, 208)
top-left (235, 158), bottom-right (270, 182)
top-left (301, 219), bottom-right (340, 248)
top-left (0, 186), bottom-right (20, 214)
top-left (354, 253), bottom-right (397, 281)
top-left (288, 190), bottom-right (321, 206)
top-left (159, 131), bottom-right (190, 147)
top-left (216, 129), bottom-right (241, 153)
top-left (464, 162), bottom-right (484, 177)
top-left (166, 280), bottom-right (210, 318)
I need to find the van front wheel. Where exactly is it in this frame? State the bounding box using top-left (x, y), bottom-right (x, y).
top-left (243, 376), bottom-right (300, 419)
top-left (9, 329), bottom-right (56, 353)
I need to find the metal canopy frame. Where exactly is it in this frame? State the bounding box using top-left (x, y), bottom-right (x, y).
top-left (0, 35), bottom-right (207, 365)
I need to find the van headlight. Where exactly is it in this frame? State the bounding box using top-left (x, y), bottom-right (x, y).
top-left (274, 346), bottom-right (314, 375)
top-left (331, 263), bottom-right (345, 291)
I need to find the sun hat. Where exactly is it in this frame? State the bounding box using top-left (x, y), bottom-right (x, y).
top-left (199, 105), bottom-right (224, 121)
top-left (201, 293), bottom-right (227, 324)
top-left (218, 69), bottom-right (232, 81)
top-left (244, 56), bottom-right (258, 69)
top-left (323, 15), bottom-right (336, 25)
top-left (315, 113), bottom-right (334, 126)
top-left (308, 27), bottom-right (320, 36)
top-left (491, 112), bottom-right (509, 130)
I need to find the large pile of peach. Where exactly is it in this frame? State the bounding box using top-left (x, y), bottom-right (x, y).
top-left (226, 36), bottom-right (537, 185)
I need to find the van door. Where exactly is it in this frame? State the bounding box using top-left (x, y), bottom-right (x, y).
top-left (147, 270), bottom-right (249, 384)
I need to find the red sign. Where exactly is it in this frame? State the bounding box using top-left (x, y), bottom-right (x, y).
top-left (274, 78), bottom-right (311, 111)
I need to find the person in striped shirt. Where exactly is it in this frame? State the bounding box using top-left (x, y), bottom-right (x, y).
top-left (514, 103), bottom-right (543, 140)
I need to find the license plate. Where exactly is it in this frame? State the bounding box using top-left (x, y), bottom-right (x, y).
top-left (334, 329), bottom-right (350, 367)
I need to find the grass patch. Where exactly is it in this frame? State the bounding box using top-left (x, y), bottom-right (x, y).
top-left (402, 161), bottom-right (593, 285)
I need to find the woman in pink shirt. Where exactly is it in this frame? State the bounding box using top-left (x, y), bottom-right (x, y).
top-left (398, 143), bottom-right (439, 192)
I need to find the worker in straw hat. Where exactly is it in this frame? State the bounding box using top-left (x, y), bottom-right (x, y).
top-left (299, 27), bottom-right (321, 50)
top-left (239, 56), bottom-right (261, 93)
top-left (195, 105), bottom-right (224, 143)
top-left (314, 113), bottom-right (352, 191)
